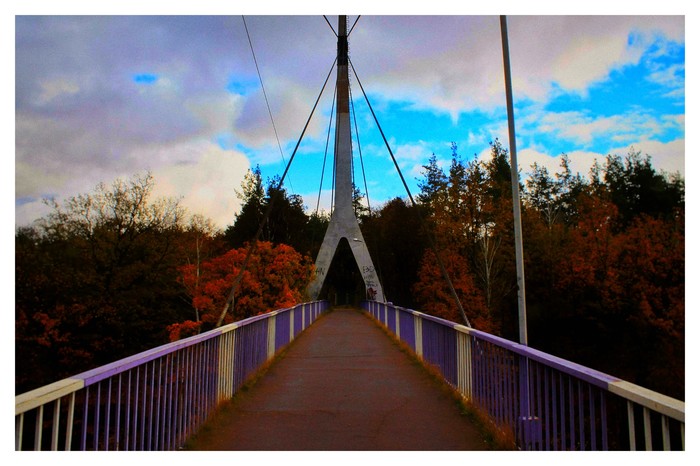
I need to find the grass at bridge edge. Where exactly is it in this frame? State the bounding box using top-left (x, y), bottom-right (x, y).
top-left (361, 310), bottom-right (517, 451)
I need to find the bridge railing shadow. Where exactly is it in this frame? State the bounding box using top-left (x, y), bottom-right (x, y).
top-left (14, 301), bottom-right (330, 451)
top-left (362, 300), bottom-right (685, 451)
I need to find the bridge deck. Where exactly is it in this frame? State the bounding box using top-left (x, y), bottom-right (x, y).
top-left (186, 307), bottom-right (489, 450)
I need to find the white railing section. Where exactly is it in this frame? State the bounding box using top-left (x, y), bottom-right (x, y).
top-left (15, 300), bottom-right (329, 451)
top-left (362, 300), bottom-right (684, 451)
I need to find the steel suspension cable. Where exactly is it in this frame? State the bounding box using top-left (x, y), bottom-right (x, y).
top-left (215, 58), bottom-right (338, 327)
top-left (315, 85), bottom-right (337, 216)
top-left (348, 16), bottom-right (361, 36)
top-left (349, 58), bottom-right (472, 328)
top-left (241, 16), bottom-right (293, 192)
top-left (323, 16), bottom-right (338, 36)
top-left (349, 82), bottom-right (372, 216)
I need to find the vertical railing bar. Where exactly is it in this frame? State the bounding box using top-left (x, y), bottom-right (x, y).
top-left (680, 422), bottom-right (684, 451)
top-left (125, 370), bottom-right (132, 451)
top-left (105, 378), bottom-right (112, 451)
top-left (536, 362), bottom-right (543, 450)
top-left (115, 373), bottom-right (121, 451)
top-left (525, 358), bottom-right (539, 450)
top-left (509, 353), bottom-right (520, 433)
top-left (140, 362), bottom-right (148, 450)
top-left (551, 370), bottom-right (558, 450)
top-left (568, 378), bottom-right (575, 450)
top-left (466, 333), bottom-right (472, 400)
top-left (166, 353), bottom-right (173, 451)
top-left (50, 398), bottom-right (61, 451)
top-left (544, 366), bottom-right (550, 450)
top-left (627, 401), bottom-right (636, 451)
top-left (502, 348), bottom-right (508, 430)
top-left (559, 373), bottom-right (565, 450)
top-left (16, 412), bottom-right (24, 451)
top-left (155, 357), bottom-right (163, 450)
top-left (34, 404), bottom-right (44, 451)
top-left (186, 345), bottom-right (193, 441)
top-left (181, 347), bottom-right (189, 444)
top-left (148, 360), bottom-right (155, 450)
top-left (577, 380), bottom-right (585, 449)
top-left (94, 382), bottom-right (101, 450)
top-left (206, 340), bottom-right (212, 420)
top-left (65, 392), bottom-right (76, 451)
top-left (81, 386), bottom-right (89, 451)
top-left (661, 415), bottom-right (670, 450)
top-left (133, 366), bottom-right (140, 450)
top-left (600, 391), bottom-right (608, 451)
top-left (174, 350), bottom-right (181, 448)
top-left (194, 345), bottom-right (201, 430)
top-left (643, 407), bottom-right (652, 451)
top-left (199, 342), bottom-right (205, 425)
top-left (589, 385), bottom-right (596, 450)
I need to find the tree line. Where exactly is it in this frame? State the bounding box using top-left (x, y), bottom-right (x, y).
top-left (367, 141), bottom-right (684, 399)
top-left (16, 143), bottom-right (684, 400)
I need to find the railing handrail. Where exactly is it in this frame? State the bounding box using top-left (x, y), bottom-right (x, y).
top-left (382, 303), bottom-right (684, 422)
top-left (15, 302), bottom-right (325, 416)
top-left (363, 300), bottom-right (684, 450)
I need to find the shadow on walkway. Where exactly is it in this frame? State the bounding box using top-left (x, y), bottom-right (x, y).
top-left (186, 307), bottom-right (489, 450)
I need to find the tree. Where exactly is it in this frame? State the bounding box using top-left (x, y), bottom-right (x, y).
top-left (413, 247), bottom-right (492, 332)
top-left (15, 172), bottom-right (191, 392)
top-left (174, 241), bottom-right (315, 337)
top-left (361, 197), bottom-right (429, 307)
top-left (177, 214), bottom-right (226, 323)
top-left (224, 166), bottom-right (265, 247)
top-left (604, 149), bottom-right (684, 225)
top-left (224, 169), bottom-right (310, 254)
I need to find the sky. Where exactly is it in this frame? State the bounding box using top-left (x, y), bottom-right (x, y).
top-left (11, 4), bottom-right (688, 231)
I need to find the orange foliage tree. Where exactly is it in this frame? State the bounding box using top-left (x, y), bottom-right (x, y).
top-left (169, 241), bottom-right (314, 340)
top-left (413, 248), bottom-right (492, 332)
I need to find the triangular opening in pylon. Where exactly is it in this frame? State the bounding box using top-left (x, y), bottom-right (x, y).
top-left (318, 237), bottom-right (366, 306)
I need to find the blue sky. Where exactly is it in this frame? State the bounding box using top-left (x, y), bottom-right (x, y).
top-left (12, 8), bottom-right (686, 230)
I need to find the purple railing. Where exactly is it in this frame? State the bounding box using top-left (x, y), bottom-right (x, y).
top-left (362, 300), bottom-right (685, 451)
top-left (15, 300), bottom-right (329, 451)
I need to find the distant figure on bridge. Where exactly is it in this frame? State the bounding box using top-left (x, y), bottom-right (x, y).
top-left (367, 287), bottom-right (377, 301)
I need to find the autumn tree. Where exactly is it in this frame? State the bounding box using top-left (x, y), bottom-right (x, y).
top-left (15, 173), bottom-right (193, 391)
top-left (413, 247), bottom-right (491, 331)
top-left (172, 241), bottom-right (315, 339)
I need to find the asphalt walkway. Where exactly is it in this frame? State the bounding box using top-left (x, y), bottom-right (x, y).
top-left (186, 307), bottom-right (488, 450)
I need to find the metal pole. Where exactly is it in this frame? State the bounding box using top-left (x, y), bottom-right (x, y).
top-left (501, 15), bottom-right (537, 449)
top-left (500, 15), bottom-right (528, 346)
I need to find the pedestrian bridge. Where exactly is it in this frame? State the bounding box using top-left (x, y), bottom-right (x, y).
top-left (15, 301), bottom-right (684, 451)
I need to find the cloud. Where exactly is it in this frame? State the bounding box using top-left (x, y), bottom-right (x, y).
top-left (608, 138), bottom-right (685, 177)
top-left (148, 141), bottom-right (250, 230)
top-left (347, 15), bottom-right (683, 117)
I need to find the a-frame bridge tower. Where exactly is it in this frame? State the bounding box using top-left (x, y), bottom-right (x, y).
top-left (307, 15), bottom-right (385, 303)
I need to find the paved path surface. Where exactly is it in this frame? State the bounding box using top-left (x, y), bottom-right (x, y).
top-left (187, 307), bottom-right (488, 450)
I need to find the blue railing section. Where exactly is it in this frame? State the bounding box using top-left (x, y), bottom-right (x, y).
top-left (362, 300), bottom-right (685, 451)
top-left (15, 301), bottom-right (329, 451)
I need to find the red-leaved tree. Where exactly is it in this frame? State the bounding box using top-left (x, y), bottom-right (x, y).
top-left (169, 241), bottom-right (314, 340)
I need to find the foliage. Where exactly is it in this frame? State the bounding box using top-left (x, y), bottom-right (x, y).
top-left (175, 241), bottom-right (315, 334)
top-left (15, 141), bottom-right (685, 402)
top-left (15, 173), bottom-right (193, 391)
top-left (224, 167), bottom-right (312, 255)
top-left (414, 144), bottom-right (684, 399)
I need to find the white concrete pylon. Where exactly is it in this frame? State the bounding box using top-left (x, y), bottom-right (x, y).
top-left (307, 15), bottom-right (385, 303)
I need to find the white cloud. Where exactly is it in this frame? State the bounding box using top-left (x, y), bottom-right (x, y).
top-left (349, 15), bottom-right (683, 117)
top-left (35, 77), bottom-right (80, 105)
top-left (608, 138), bottom-right (685, 177)
top-left (519, 148), bottom-right (602, 180)
top-left (149, 141), bottom-right (250, 230)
